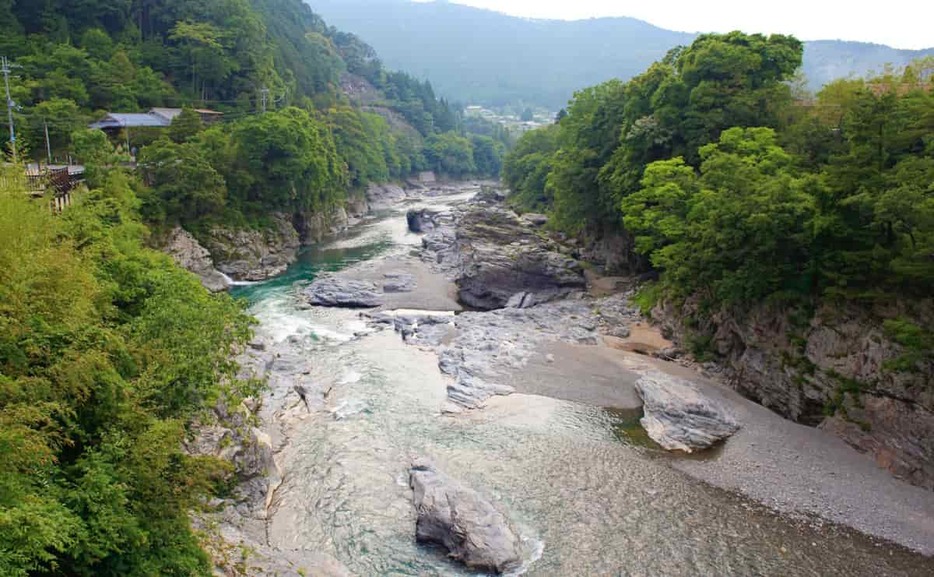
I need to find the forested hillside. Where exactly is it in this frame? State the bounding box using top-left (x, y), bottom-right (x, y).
top-left (0, 1), bottom-right (506, 575)
top-left (0, 167), bottom-right (256, 575)
top-left (0, 0), bottom-right (508, 229)
top-left (505, 34), bottom-right (933, 312)
top-left (504, 33), bottom-right (934, 484)
top-left (310, 0), bottom-right (934, 110)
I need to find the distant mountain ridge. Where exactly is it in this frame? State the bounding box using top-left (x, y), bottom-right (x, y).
top-left (307, 0), bottom-right (934, 109)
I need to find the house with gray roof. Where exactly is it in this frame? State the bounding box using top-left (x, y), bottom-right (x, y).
top-left (89, 108), bottom-right (223, 131)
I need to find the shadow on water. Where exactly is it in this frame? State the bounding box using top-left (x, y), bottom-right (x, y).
top-left (604, 407), bottom-right (725, 461)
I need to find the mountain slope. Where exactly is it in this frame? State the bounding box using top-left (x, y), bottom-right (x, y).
top-left (308, 0), bottom-right (934, 109)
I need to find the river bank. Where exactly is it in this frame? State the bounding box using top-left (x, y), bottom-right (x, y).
top-left (202, 182), bottom-right (933, 576)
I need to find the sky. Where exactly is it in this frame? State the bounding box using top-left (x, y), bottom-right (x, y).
top-left (444, 0), bottom-right (933, 50)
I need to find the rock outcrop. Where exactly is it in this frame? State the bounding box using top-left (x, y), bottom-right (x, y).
top-left (295, 205), bottom-right (352, 245)
top-left (406, 208), bottom-right (441, 233)
top-left (366, 182), bottom-right (407, 208)
top-left (381, 271), bottom-right (417, 293)
top-left (208, 213), bottom-right (300, 281)
top-left (635, 372), bottom-right (740, 452)
top-left (409, 463), bottom-right (523, 575)
top-left (303, 276), bottom-right (383, 308)
top-left (162, 227), bottom-right (231, 292)
top-left (423, 202), bottom-right (586, 310)
top-left (653, 299), bottom-right (934, 488)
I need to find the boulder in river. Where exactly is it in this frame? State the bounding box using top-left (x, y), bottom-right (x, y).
top-left (449, 206), bottom-right (586, 310)
top-left (409, 463), bottom-right (523, 574)
top-left (406, 208), bottom-right (438, 233)
top-left (304, 277), bottom-right (383, 308)
top-left (635, 372), bottom-right (740, 452)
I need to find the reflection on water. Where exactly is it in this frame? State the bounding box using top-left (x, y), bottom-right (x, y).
top-left (242, 197), bottom-right (930, 577)
top-left (604, 407), bottom-right (659, 450)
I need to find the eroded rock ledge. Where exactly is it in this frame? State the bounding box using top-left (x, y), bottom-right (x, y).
top-left (653, 299), bottom-right (934, 489)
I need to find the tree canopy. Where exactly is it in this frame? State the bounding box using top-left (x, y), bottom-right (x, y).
top-left (504, 32), bottom-right (934, 309)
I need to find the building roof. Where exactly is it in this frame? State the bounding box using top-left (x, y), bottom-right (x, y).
top-left (149, 107), bottom-right (224, 122)
top-left (89, 108), bottom-right (224, 130)
top-left (90, 113), bottom-right (170, 129)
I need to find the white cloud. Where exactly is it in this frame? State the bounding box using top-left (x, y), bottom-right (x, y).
top-left (447, 0), bottom-right (933, 50)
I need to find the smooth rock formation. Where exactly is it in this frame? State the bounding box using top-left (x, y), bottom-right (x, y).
top-left (409, 463), bottom-right (522, 574)
top-left (162, 227), bottom-right (231, 292)
top-left (304, 276), bottom-right (383, 308)
top-left (295, 204), bottom-right (352, 245)
top-left (635, 372), bottom-right (740, 452)
top-left (520, 213), bottom-right (549, 227)
top-left (382, 271), bottom-right (417, 293)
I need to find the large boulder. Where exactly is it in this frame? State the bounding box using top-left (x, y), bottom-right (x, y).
top-left (635, 372), bottom-right (740, 452)
top-left (304, 277), bottom-right (383, 308)
top-left (409, 463), bottom-right (522, 574)
top-left (406, 208), bottom-right (441, 233)
top-left (447, 207), bottom-right (586, 310)
top-left (163, 227), bottom-right (231, 292)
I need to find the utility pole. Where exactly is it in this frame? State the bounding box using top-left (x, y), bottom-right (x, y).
top-left (44, 121), bottom-right (52, 165)
top-left (260, 86), bottom-right (270, 113)
top-left (2, 56), bottom-right (17, 161)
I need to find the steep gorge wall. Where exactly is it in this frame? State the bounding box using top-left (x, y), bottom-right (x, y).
top-left (163, 186), bottom-right (398, 288)
top-left (653, 300), bottom-right (934, 489)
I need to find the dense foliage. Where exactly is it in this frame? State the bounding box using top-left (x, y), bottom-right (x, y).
top-left (505, 33), bottom-right (934, 312)
top-left (1, 0), bottom-right (504, 224)
top-left (0, 168), bottom-right (255, 576)
top-left (0, 2), bottom-right (511, 575)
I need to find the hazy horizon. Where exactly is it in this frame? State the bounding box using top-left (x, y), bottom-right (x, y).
top-left (425, 0), bottom-right (932, 50)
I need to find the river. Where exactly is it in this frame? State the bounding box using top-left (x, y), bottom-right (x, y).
top-left (230, 189), bottom-right (931, 576)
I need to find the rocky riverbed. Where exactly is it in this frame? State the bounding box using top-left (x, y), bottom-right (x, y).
top-left (198, 182), bottom-right (934, 576)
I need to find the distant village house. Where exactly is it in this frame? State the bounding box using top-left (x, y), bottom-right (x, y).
top-left (89, 107), bottom-right (223, 131)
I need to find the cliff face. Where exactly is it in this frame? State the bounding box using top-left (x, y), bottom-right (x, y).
top-left (163, 227), bottom-right (231, 292)
top-left (207, 213), bottom-right (302, 282)
top-left (653, 300), bottom-right (934, 489)
top-left (203, 203), bottom-right (365, 281)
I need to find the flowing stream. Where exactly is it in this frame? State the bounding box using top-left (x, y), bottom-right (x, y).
top-left (231, 193), bottom-right (929, 577)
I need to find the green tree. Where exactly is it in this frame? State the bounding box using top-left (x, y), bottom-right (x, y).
top-left (138, 138), bottom-right (227, 224)
top-left (649, 127), bottom-right (817, 303)
top-left (227, 107), bottom-right (345, 214)
top-left (0, 170), bottom-right (253, 576)
top-left (503, 124), bottom-right (559, 212)
top-left (470, 134), bottom-right (505, 177)
top-left (425, 132), bottom-right (476, 177)
top-left (71, 128), bottom-right (116, 187)
top-left (168, 107), bottom-right (204, 144)
top-left (24, 98), bottom-right (86, 160)
top-left (327, 106), bottom-right (389, 187)
top-left (620, 157), bottom-right (698, 256)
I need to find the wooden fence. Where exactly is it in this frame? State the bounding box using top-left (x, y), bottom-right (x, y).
top-left (1, 164), bottom-right (85, 212)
